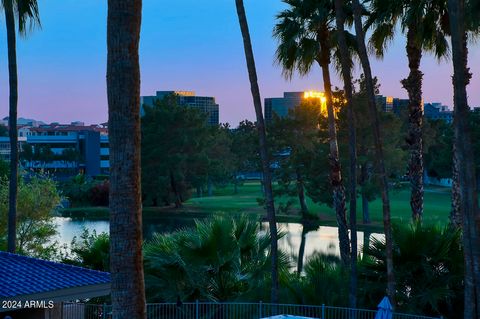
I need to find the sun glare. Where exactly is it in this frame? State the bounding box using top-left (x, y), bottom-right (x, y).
top-left (303, 91), bottom-right (327, 114)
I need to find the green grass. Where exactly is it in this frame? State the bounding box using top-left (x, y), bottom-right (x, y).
top-left (185, 182), bottom-right (452, 227)
top-left (61, 181), bottom-right (453, 229)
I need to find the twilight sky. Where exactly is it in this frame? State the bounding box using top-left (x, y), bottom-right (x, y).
top-left (0, 0), bottom-right (478, 126)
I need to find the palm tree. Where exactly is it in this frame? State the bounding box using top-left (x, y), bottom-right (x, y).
top-left (5, 0), bottom-right (40, 253)
top-left (143, 214), bottom-right (289, 302)
top-left (274, 0), bottom-right (350, 266)
top-left (351, 0), bottom-right (396, 304)
top-left (234, 0), bottom-right (280, 303)
top-left (333, 0), bottom-right (358, 307)
top-left (360, 223), bottom-right (464, 318)
top-left (369, 0), bottom-right (450, 221)
top-left (106, 0), bottom-right (146, 318)
top-left (450, 147), bottom-right (462, 228)
top-left (447, 0), bottom-right (480, 316)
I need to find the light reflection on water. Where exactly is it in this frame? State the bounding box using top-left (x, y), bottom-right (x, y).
top-left (54, 217), bottom-right (384, 261)
top-left (260, 223), bottom-right (384, 264)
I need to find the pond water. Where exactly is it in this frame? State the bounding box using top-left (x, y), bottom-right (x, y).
top-left (54, 217), bottom-right (384, 264)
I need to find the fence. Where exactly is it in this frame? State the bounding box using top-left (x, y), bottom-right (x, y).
top-left (61, 302), bottom-right (442, 319)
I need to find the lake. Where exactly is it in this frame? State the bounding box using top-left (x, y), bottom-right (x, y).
top-left (54, 217), bottom-right (384, 264)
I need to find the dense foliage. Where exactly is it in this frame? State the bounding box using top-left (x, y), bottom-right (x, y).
top-left (141, 96), bottom-right (236, 207)
top-left (143, 214), bottom-right (290, 302)
top-left (359, 223), bottom-right (464, 318)
top-left (63, 229), bottom-right (110, 272)
top-left (60, 174), bottom-right (109, 207)
top-left (64, 214), bottom-right (466, 316)
top-left (0, 174), bottom-right (62, 258)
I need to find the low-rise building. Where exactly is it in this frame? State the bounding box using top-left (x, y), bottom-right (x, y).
top-left (0, 251), bottom-right (110, 319)
top-left (0, 136), bottom-right (27, 162)
top-left (0, 121), bottom-right (110, 178)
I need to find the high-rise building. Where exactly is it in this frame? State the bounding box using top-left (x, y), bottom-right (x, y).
top-left (375, 95), bottom-right (411, 114)
top-left (141, 91), bottom-right (220, 126)
top-left (375, 95), bottom-right (394, 112)
top-left (264, 91), bottom-right (328, 124)
top-left (376, 95), bottom-right (452, 123)
top-left (392, 98), bottom-right (411, 115)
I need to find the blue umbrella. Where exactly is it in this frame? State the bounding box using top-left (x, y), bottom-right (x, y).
top-left (375, 296), bottom-right (393, 319)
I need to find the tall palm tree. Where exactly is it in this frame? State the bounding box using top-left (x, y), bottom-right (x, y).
top-left (333, 0), bottom-right (358, 308)
top-left (107, 0), bottom-right (146, 318)
top-left (450, 147), bottom-right (462, 228)
top-left (351, 0), bottom-right (396, 304)
top-left (274, 0), bottom-right (350, 266)
top-left (369, 0), bottom-right (450, 221)
top-left (5, 0), bottom-right (41, 253)
top-left (450, 0), bottom-right (479, 230)
top-left (234, 0), bottom-right (280, 303)
top-left (447, 0), bottom-right (480, 316)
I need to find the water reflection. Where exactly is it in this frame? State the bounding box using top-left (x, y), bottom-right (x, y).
top-left (54, 217), bottom-right (384, 263)
top-left (262, 223), bottom-right (384, 271)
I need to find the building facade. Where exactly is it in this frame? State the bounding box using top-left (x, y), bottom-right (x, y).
top-left (141, 90), bottom-right (220, 126)
top-left (0, 122), bottom-right (109, 178)
top-left (0, 136), bottom-right (27, 162)
top-left (424, 103), bottom-right (453, 123)
top-left (375, 95), bottom-right (412, 115)
top-left (374, 94), bottom-right (453, 123)
top-left (264, 92), bottom-right (310, 124)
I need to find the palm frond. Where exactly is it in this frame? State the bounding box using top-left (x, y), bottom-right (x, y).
top-left (15, 0), bottom-right (41, 35)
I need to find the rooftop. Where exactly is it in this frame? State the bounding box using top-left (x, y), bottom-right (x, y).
top-left (0, 252), bottom-right (110, 303)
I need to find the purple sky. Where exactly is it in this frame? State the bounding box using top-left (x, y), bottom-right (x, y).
top-left (0, 0), bottom-right (478, 126)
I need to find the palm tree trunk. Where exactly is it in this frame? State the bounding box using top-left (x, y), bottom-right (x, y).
top-left (401, 28), bottom-right (424, 221)
top-left (360, 163), bottom-right (370, 224)
top-left (334, 0), bottom-right (358, 307)
top-left (316, 27), bottom-right (350, 267)
top-left (235, 0), bottom-right (279, 304)
top-left (170, 170), bottom-right (183, 208)
top-left (296, 169), bottom-right (309, 219)
top-left (297, 224), bottom-right (307, 274)
top-left (107, 0), bottom-right (146, 318)
top-left (447, 0), bottom-right (480, 317)
top-left (351, 0), bottom-right (395, 305)
top-left (5, 0), bottom-right (18, 254)
top-left (363, 229), bottom-right (371, 252)
top-left (450, 144), bottom-right (462, 227)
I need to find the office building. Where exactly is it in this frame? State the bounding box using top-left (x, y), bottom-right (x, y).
top-left (265, 92), bottom-right (323, 124)
top-left (375, 95), bottom-right (394, 112)
top-left (375, 95), bottom-right (411, 114)
top-left (141, 90), bottom-right (220, 126)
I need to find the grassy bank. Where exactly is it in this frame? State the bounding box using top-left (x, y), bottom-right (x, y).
top-left (60, 181), bottom-right (452, 227)
top-left (185, 182), bottom-right (452, 225)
